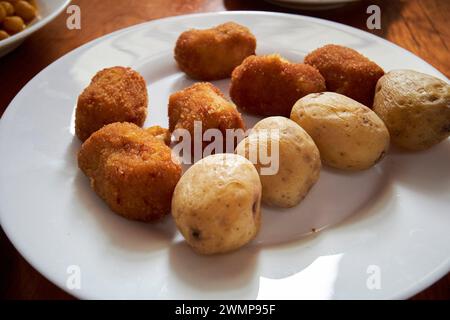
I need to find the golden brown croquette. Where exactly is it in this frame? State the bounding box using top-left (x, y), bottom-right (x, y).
top-left (304, 44), bottom-right (384, 107)
top-left (168, 82), bottom-right (245, 152)
top-left (75, 67), bottom-right (148, 142)
top-left (229, 54), bottom-right (326, 117)
top-left (146, 125), bottom-right (171, 146)
top-left (174, 22), bottom-right (257, 80)
top-left (78, 122), bottom-right (182, 222)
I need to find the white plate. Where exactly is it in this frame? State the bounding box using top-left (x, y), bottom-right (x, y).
top-left (0, 12), bottom-right (449, 300)
top-left (0, 0), bottom-right (71, 58)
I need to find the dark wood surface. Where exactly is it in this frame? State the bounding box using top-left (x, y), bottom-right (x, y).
top-left (0, 0), bottom-right (449, 300)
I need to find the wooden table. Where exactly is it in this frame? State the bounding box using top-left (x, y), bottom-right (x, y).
top-left (0, 0), bottom-right (449, 300)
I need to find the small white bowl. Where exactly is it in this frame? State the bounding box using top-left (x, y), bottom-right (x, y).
top-left (0, 0), bottom-right (71, 58)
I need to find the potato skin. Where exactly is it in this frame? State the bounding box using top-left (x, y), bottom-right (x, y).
top-left (304, 44), bottom-right (384, 107)
top-left (236, 117), bottom-right (321, 208)
top-left (75, 66), bottom-right (148, 142)
top-left (172, 154), bottom-right (262, 255)
top-left (291, 92), bottom-right (390, 171)
top-left (174, 22), bottom-right (256, 80)
top-left (373, 70), bottom-right (450, 151)
top-left (78, 122), bottom-right (182, 222)
top-left (168, 82), bottom-right (245, 152)
top-left (230, 54), bottom-right (326, 117)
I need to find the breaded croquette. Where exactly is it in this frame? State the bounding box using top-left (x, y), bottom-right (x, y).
top-left (75, 67), bottom-right (148, 142)
top-left (304, 44), bottom-right (384, 107)
top-left (174, 22), bottom-right (257, 80)
top-left (168, 82), bottom-right (245, 152)
top-left (78, 122), bottom-right (182, 222)
top-left (146, 125), bottom-right (171, 146)
top-left (230, 54), bottom-right (326, 117)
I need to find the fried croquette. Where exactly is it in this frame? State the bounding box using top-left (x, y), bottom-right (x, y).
top-left (78, 122), bottom-right (182, 222)
top-left (168, 82), bottom-right (246, 152)
top-left (174, 22), bottom-right (257, 80)
top-left (229, 54), bottom-right (326, 117)
top-left (146, 125), bottom-right (171, 146)
top-left (304, 44), bottom-right (384, 107)
top-left (75, 66), bottom-right (148, 142)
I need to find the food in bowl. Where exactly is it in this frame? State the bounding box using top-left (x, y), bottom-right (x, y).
top-left (78, 122), bottom-right (182, 222)
top-left (230, 54), bottom-right (326, 117)
top-left (0, 0), bottom-right (38, 40)
top-left (174, 22), bottom-right (257, 80)
top-left (373, 70), bottom-right (450, 151)
top-left (291, 92), bottom-right (390, 171)
top-left (236, 116), bottom-right (321, 208)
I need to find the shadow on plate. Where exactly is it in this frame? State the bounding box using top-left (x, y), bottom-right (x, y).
top-left (67, 127), bottom-right (448, 296)
top-left (67, 137), bottom-right (177, 254)
top-left (168, 241), bottom-right (260, 296)
top-left (385, 140), bottom-right (450, 197)
top-left (166, 155), bottom-right (398, 298)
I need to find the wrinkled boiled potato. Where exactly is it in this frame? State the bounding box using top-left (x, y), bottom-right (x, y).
top-left (236, 117), bottom-right (321, 208)
top-left (373, 70), bottom-right (450, 151)
top-left (174, 22), bottom-right (256, 80)
top-left (172, 154), bottom-right (262, 255)
top-left (291, 92), bottom-right (390, 170)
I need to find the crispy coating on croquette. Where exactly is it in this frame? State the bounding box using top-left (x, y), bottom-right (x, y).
top-left (75, 67), bottom-right (148, 142)
top-left (169, 82), bottom-right (245, 152)
top-left (304, 44), bottom-right (384, 107)
top-left (146, 125), bottom-right (171, 146)
top-left (230, 54), bottom-right (326, 117)
top-left (174, 22), bottom-right (257, 80)
top-left (78, 122), bottom-right (182, 222)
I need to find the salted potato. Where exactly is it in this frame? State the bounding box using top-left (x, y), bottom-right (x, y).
top-left (236, 117), bottom-right (320, 207)
top-left (174, 22), bottom-right (256, 80)
top-left (291, 92), bottom-right (390, 170)
top-left (373, 70), bottom-right (450, 151)
top-left (172, 154), bottom-right (262, 255)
